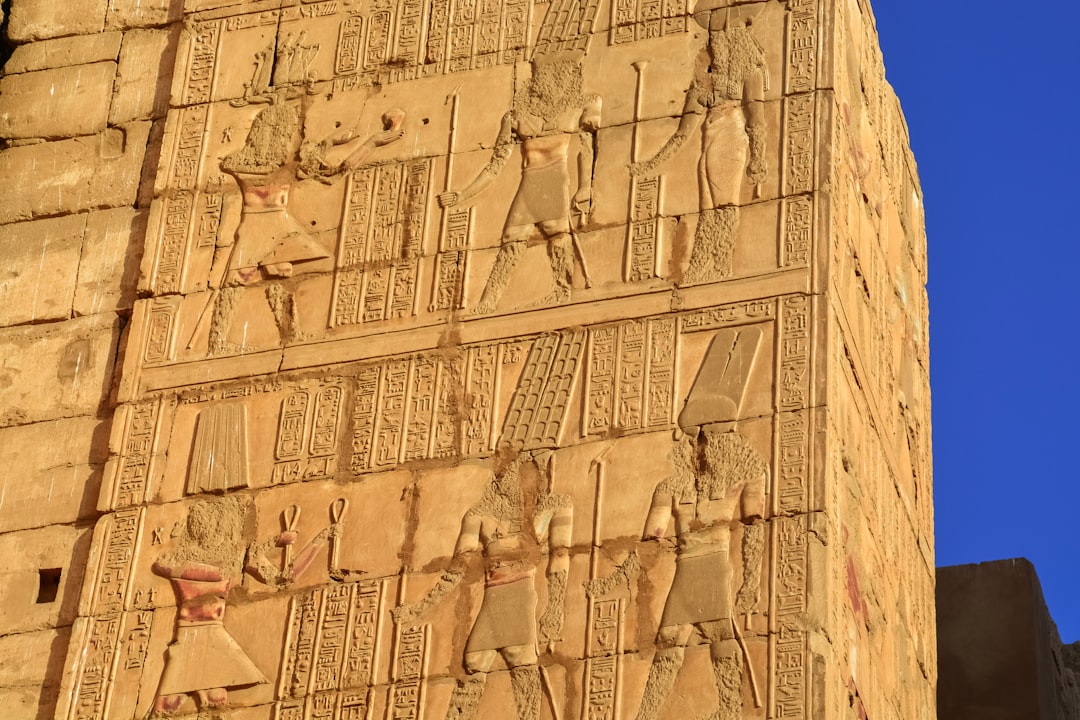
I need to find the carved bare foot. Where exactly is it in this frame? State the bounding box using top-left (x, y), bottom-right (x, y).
top-left (530, 289), bottom-right (571, 308)
top-left (469, 300), bottom-right (497, 316)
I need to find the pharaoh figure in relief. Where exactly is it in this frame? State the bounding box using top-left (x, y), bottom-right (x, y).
top-left (395, 451), bottom-right (573, 719)
top-left (149, 497), bottom-right (267, 718)
top-left (440, 6), bottom-right (602, 314)
top-left (634, 328), bottom-right (768, 720)
top-left (208, 57), bottom-right (405, 354)
top-left (631, 0), bottom-right (768, 283)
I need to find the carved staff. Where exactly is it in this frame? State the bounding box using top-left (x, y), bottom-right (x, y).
top-left (624, 60), bottom-right (650, 283)
top-left (328, 497), bottom-right (348, 573)
top-left (428, 87), bottom-right (469, 312)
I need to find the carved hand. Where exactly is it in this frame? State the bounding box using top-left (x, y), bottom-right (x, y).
top-left (373, 127), bottom-right (406, 148)
top-left (438, 191), bottom-right (460, 209)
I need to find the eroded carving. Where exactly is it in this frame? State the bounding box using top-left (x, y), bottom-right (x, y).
top-left (394, 451), bottom-right (571, 720)
top-left (631, 1), bottom-right (769, 285)
top-left (632, 325), bottom-right (768, 720)
top-left (150, 497), bottom-right (267, 717)
top-left (440, 3), bottom-right (602, 314)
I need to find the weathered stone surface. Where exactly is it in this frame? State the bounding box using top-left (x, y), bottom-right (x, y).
top-left (0, 418), bottom-right (108, 534)
top-left (105, 0), bottom-right (183, 31)
top-left (0, 121), bottom-right (150, 224)
top-left (73, 207), bottom-right (147, 316)
top-left (2, 31), bottom-right (122, 74)
top-left (0, 61), bottom-right (115, 140)
top-left (0, 0), bottom-right (933, 718)
top-left (5, 0), bottom-right (107, 41)
top-left (109, 29), bottom-right (177, 125)
top-left (0, 213), bottom-right (87, 325)
top-left (0, 525), bottom-right (93, 634)
top-left (0, 314), bottom-right (120, 428)
top-left (0, 627), bottom-right (70, 719)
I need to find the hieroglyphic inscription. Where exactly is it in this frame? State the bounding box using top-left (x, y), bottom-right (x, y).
top-left (645, 317), bottom-right (676, 427)
top-left (182, 21), bottom-right (221, 106)
top-left (144, 296), bottom-right (179, 363)
top-left (784, 93), bottom-right (816, 196)
top-left (351, 366), bottom-right (383, 472)
top-left (462, 344), bottom-right (498, 456)
top-left (332, 160), bottom-right (432, 328)
top-left (779, 295), bottom-right (811, 411)
top-left (501, 331), bottom-right (586, 449)
top-left (584, 327), bottom-right (616, 435)
top-left (609, 0), bottom-right (687, 45)
top-left (336, 16), bottom-right (365, 74)
top-left (432, 208), bottom-right (472, 311)
top-left (280, 582), bottom-right (386, 717)
top-left (154, 193), bottom-right (193, 295)
top-left (783, 195), bottom-right (813, 267)
top-left (584, 318), bottom-right (677, 435)
top-left (373, 360), bottom-right (409, 468)
top-left (404, 358), bottom-right (438, 461)
top-left (785, 0), bottom-right (818, 95)
top-left (680, 298), bottom-right (776, 333)
top-left (388, 625), bottom-right (429, 720)
top-left (329, 0), bottom-right (532, 90)
top-left (583, 598), bottom-right (624, 719)
top-left (120, 610), bottom-right (154, 671)
top-left (68, 509), bottom-right (142, 720)
top-left (774, 514), bottom-right (809, 719)
top-left (272, 384), bottom-right (344, 485)
top-left (626, 177), bottom-right (660, 281)
top-left (112, 401), bottom-right (161, 509)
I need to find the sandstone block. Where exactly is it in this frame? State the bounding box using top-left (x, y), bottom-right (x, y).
top-left (0, 214), bottom-right (87, 325)
top-left (0, 121), bottom-right (150, 224)
top-left (0, 627), bottom-right (70, 720)
top-left (106, 0), bottom-right (183, 30)
top-left (109, 29), bottom-right (177, 125)
top-left (2, 32), bottom-right (122, 74)
top-left (0, 314), bottom-right (119, 428)
top-left (0, 525), bottom-right (93, 635)
top-left (0, 418), bottom-right (108, 533)
top-left (6, 0), bottom-right (107, 41)
top-left (0, 61), bottom-right (116, 140)
top-left (73, 207), bottom-right (147, 317)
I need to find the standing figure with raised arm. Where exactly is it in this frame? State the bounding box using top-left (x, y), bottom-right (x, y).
top-left (633, 428), bottom-right (767, 720)
top-left (439, 51), bottom-right (601, 314)
top-left (393, 450), bottom-right (572, 720)
top-left (208, 89), bottom-right (405, 354)
top-left (631, 0), bottom-right (768, 284)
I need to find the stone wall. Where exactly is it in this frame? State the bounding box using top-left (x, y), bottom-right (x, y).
top-left (0, 0), bottom-right (177, 714)
top-left (0, 0), bottom-right (933, 718)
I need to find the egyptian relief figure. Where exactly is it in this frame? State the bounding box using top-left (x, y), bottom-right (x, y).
top-left (631, 0), bottom-right (768, 283)
top-left (208, 88), bottom-right (405, 355)
top-left (440, 50), bottom-right (602, 314)
top-left (150, 497), bottom-right (268, 718)
top-left (632, 325), bottom-right (768, 719)
top-left (394, 451), bottom-right (573, 720)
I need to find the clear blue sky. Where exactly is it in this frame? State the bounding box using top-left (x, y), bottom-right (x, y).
top-left (873, 2), bottom-right (1080, 643)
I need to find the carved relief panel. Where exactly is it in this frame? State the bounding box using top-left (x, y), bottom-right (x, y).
top-left (59, 0), bottom-right (844, 719)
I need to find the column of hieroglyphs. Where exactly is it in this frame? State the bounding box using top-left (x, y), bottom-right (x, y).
top-left (0, 0), bottom-right (180, 714)
top-left (0, 0), bottom-right (933, 716)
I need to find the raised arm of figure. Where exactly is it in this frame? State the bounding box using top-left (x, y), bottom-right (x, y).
top-left (392, 513), bottom-right (481, 627)
top-left (439, 111), bottom-right (514, 208)
top-left (630, 87), bottom-right (704, 178)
